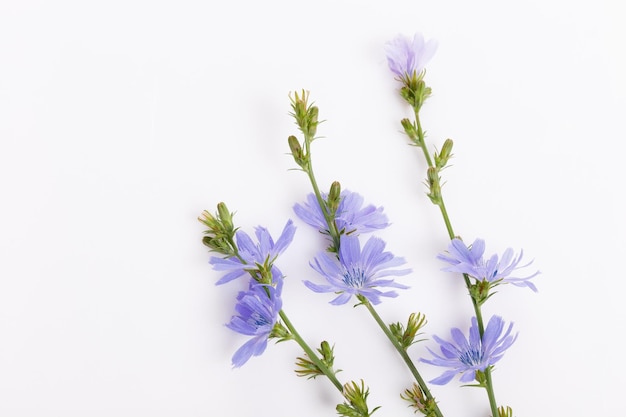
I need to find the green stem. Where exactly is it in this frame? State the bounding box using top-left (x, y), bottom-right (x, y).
top-left (360, 296), bottom-right (444, 417)
top-left (484, 368), bottom-right (499, 417)
top-left (279, 310), bottom-right (344, 393)
top-left (415, 113), bottom-right (435, 168)
top-left (303, 133), bottom-right (342, 250)
top-left (232, 247), bottom-right (344, 394)
top-left (412, 107), bottom-right (499, 417)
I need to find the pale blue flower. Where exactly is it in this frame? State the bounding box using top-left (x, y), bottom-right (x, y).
top-left (209, 220), bottom-right (296, 285)
top-left (420, 315), bottom-right (517, 385)
top-left (304, 235), bottom-right (410, 305)
top-left (226, 282), bottom-right (283, 367)
top-left (437, 238), bottom-right (539, 292)
top-left (385, 32), bottom-right (437, 79)
top-left (293, 190), bottom-right (389, 236)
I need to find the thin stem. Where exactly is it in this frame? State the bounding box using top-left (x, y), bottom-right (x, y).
top-left (304, 133), bottom-right (342, 250)
top-left (411, 106), bottom-right (500, 415)
top-left (360, 296), bottom-right (444, 417)
top-left (298, 125), bottom-right (444, 415)
top-left (484, 369), bottom-right (499, 417)
top-left (279, 310), bottom-right (344, 393)
top-left (415, 113), bottom-right (435, 168)
top-left (232, 249), bottom-right (344, 393)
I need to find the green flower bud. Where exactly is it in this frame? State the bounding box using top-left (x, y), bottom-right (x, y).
top-left (308, 105), bottom-right (319, 137)
top-left (401, 118), bottom-right (420, 144)
top-left (198, 203), bottom-right (238, 256)
top-left (294, 341), bottom-right (338, 380)
top-left (198, 209), bottom-right (218, 230)
top-left (435, 138), bottom-right (454, 170)
top-left (400, 72), bottom-right (432, 111)
top-left (337, 380), bottom-right (380, 417)
top-left (328, 181), bottom-right (342, 216)
top-left (288, 135), bottom-right (308, 168)
top-left (426, 167), bottom-right (442, 205)
top-left (497, 406), bottom-right (514, 417)
top-left (401, 383), bottom-right (438, 417)
top-left (289, 90), bottom-right (319, 138)
top-left (469, 279), bottom-right (494, 306)
top-left (390, 312), bottom-right (428, 350)
top-left (217, 202), bottom-right (234, 233)
top-left (269, 321), bottom-right (292, 342)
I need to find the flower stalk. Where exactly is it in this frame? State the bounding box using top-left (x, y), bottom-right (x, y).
top-left (358, 296), bottom-right (443, 417)
top-left (279, 310), bottom-right (344, 393)
top-left (290, 91), bottom-right (444, 417)
top-left (401, 74), bottom-right (500, 417)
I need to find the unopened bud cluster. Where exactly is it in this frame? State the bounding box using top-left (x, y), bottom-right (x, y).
top-left (400, 383), bottom-right (438, 417)
top-left (400, 71), bottom-right (432, 111)
top-left (290, 90), bottom-right (319, 139)
top-left (295, 341), bottom-right (338, 380)
top-left (198, 202), bottom-right (237, 256)
top-left (390, 312), bottom-right (427, 350)
top-left (337, 380), bottom-right (380, 417)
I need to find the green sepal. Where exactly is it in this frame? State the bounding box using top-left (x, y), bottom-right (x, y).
top-left (400, 383), bottom-right (438, 417)
top-left (327, 181), bottom-right (342, 218)
top-left (497, 406), bottom-right (514, 417)
top-left (336, 380), bottom-right (380, 417)
top-left (401, 118), bottom-right (421, 146)
top-left (289, 90), bottom-right (320, 139)
top-left (198, 203), bottom-right (239, 256)
top-left (434, 139), bottom-right (454, 170)
top-left (425, 167), bottom-right (443, 205)
top-left (469, 279), bottom-right (498, 306)
top-left (390, 312), bottom-right (427, 350)
top-left (295, 341), bottom-right (339, 379)
top-left (460, 368), bottom-right (491, 389)
top-left (269, 321), bottom-right (293, 343)
top-left (288, 135), bottom-right (309, 169)
top-left (399, 71), bottom-right (432, 111)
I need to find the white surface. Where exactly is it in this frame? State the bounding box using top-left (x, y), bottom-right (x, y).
top-left (1, 1), bottom-right (625, 416)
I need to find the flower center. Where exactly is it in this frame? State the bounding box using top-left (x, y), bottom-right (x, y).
top-left (249, 312), bottom-right (270, 328)
top-left (342, 266), bottom-right (367, 288)
top-left (458, 346), bottom-right (484, 367)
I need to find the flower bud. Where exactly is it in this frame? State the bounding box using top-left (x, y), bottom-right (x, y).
top-left (401, 118), bottom-right (420, 144)
top-left (327, 181), bottom-right (342, 217)
top-left (435, 138), bottom-right (454, 170)
top-left (288, 135), bottom-right (308, 168)
top-left (308, 105), bottom-right (319, 137)
top-left (426, 167), bottom-right (442, 205)
top-left (498, 406), bottom-right (514, 417)
top-left (337, 380), bottom-right (378, 417)
top-left (198, 210), bottom-right (218, 230)
top-left (217, 202), bottom-right (234, 233)
top-left (289, 90), bottom-right (319, 138)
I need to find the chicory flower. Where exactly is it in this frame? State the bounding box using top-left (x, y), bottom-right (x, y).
top-left (209, 220), bottom-right (296, 285)
top-left (226, 282), bottom-right (283, 367)
top-left (304, 235), bottom-right (410, 305)
top-left (437, 238), bottom-right (539, 292)
top-left (385, 32), bottom-right (437, 79)
top-left (293, 190), bottom-right (389, 236)
top-left (420, 315), bottom-right (517, 385)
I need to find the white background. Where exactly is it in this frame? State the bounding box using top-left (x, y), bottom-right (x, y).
top-left (1, 1), bottom-right (625, 416)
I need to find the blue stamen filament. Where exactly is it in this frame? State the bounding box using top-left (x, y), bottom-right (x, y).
top-left (342, 266), bottom-right (367, 288)
top-left (250, 312), bottom-right (270, 328)
top-left (458, 346), bottom-right (483, 367)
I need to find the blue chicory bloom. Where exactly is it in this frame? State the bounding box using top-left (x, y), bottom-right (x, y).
top-left (420, 315), bottom-right (517, 385)
top-left (293, 190), bottom-right (389, 236)
top-left (304, 234), bottom-right (410, 305)
top-left (385, 32), bottom-right (437, 79)
top-left (209, 220), bottom-right (296, 285)
top-left (226, 282), bottom-right (283, 367)
top-left (437, 238), bottom-right (539, 292)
